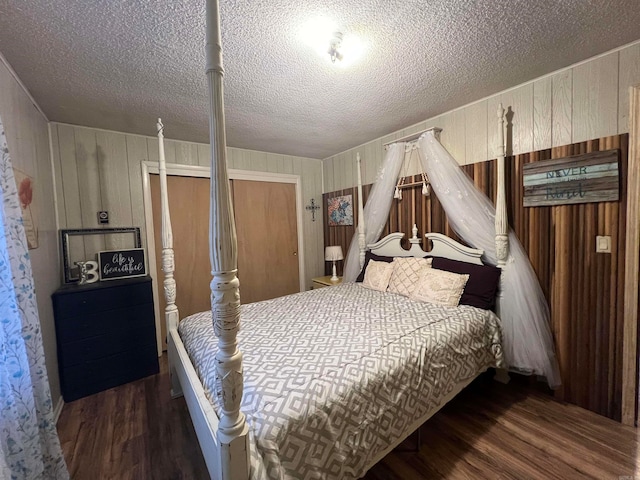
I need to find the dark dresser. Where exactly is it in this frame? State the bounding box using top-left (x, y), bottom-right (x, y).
top-left (52, 276), bottom-right (159, 402)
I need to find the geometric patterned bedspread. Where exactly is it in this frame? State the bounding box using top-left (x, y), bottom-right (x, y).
top-left (179, 282), bottom-right (504, 479)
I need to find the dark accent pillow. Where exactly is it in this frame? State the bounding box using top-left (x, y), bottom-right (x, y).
top-left (431, 257), bottom-right (501, 310)
top-left (355, 251), bottom-right (394, 282)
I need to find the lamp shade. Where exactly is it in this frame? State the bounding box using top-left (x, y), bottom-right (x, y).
top-left (325, 245), bottom-right (344, 261)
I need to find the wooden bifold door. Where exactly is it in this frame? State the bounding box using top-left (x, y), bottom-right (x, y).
top-left (150, 174), bottom-right (300, 349)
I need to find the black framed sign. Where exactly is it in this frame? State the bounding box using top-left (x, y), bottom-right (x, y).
top-left (98, 248), bottom-right (147, 281)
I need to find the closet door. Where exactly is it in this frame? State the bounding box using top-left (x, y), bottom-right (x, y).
top-left (151, 174), bottom-right (301, 350)
top-left (232, 179), bottom-right (300, 304)
top-left (150, 174), bottom-right (211, 350)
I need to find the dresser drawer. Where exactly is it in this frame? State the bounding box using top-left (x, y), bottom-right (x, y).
top-left (52, 280), bottom-right (152, 319)
top-left (58, 323), bottom-right (157, 368)
top-left (61, 343), bottom-right (159, 402)
top-left (55, 303), bottom-right (153, 344)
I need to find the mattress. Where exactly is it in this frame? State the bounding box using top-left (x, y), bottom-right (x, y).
top-left (179, 282), bottom-right (504, 479)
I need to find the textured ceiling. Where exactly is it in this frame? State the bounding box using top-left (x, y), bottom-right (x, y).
top-left (1, 1), bottom-right (640, 159)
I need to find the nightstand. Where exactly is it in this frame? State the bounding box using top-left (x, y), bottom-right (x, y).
top-left (312, 275), bottom-right (343, 289)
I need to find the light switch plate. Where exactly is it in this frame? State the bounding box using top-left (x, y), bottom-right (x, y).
top-left (596, 235), bottom-right (611, 253)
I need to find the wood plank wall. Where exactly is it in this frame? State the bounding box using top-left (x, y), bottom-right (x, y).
top-left (323, 134), bottom-right (628, 421)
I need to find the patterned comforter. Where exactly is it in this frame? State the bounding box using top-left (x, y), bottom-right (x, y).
top-left (179, 282), bottom-right (504, 479)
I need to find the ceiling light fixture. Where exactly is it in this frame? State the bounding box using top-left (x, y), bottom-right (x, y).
top-left (328, 32), bottom-right (343, 63)
top-left (299, 18), bottom-right (365, 67)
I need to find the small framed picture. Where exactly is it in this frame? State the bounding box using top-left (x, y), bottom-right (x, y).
top-left (327, 194), bottom-right (354, 226)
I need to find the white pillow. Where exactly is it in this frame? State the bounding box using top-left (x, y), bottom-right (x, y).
top-left (362, 260), bottom-right (394, 292)
top-left (410, 268), bottom-right (469, 306)
top-left (387, 257), bottom-right (433, 297)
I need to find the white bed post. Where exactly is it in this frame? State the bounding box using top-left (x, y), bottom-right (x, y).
top-left (157, 119), bottom-right (182, 397)
top-left (494, 103), bottom-right (510, 385)
top-left (495, 103), bottom-right (509, 267)
top-left (357, 152), bottom-right (366, 269)
top-left (206, 0), bottom-right (250, 478)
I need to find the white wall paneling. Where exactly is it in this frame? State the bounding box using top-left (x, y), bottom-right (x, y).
top-left (619, 43), bottom-right (640, 133)
top-left (126, 135), bottom-right (149, 246)
top-left (464, 100), bottom-right (488, 165)
top-left (572, 52), bottom-right (619, 143)
top-left (96, 131), bottom-right (132, 250)
top-left (533, 77), bottom-right (552, 151)
top-left (439, 109), bottom-right (466, 165)
top-left (324, 42), bottom-right (640, 193)
top-left (73, 127), bottom-right (105, 259)
top-left (51, 124), bottom-right (325, 296)
top-left (488, 83), bottom-right (534, 158)
top-left (551, 69), bottom-right (573, 148)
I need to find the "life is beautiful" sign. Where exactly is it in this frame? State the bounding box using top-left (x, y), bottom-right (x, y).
top-left (98, 248), bottom-right (146, 281)
top-left (523, 149), bottom-right (619, 207)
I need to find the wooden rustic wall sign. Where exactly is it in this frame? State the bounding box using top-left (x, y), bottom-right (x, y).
top-left (523, 149), bottom-right (619, 207)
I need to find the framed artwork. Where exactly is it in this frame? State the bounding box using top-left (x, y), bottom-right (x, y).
top-left (327, 194), bottom-right (353, 226)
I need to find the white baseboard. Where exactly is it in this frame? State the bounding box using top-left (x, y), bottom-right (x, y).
top-left (53, 396), bottom-right (64, 424)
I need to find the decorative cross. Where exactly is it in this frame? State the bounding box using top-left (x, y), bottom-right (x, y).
top-left (305, 198), bottom-right (321, 222)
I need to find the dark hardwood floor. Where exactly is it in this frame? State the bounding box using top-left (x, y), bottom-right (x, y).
top-left (58, 356), bottom-right (638, 479)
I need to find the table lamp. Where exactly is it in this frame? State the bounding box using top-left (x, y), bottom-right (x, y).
top-left (325, 246), bottom-right (344, 282)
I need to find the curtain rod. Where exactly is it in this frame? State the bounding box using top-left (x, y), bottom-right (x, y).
top-left (383, 127), bottom-right (442, 147)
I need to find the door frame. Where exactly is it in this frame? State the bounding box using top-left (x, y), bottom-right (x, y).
top-left (622, 83), bottom-right (640, 426)
top-left (141, 162), bottom-right (306, 355)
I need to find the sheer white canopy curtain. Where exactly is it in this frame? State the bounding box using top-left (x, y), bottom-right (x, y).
top-left (0, 115), bottom-right (69, 478)
top-left (343, 131), bottom-right (560, 387)
top-left (417, 131), bottom-right (561, 387)
top-left (343, 143), bottom-right (406, 281)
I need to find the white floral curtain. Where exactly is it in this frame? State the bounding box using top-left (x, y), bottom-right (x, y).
top-left (0, 115), bottom-right (69, 478)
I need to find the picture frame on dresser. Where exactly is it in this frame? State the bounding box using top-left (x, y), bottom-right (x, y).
top-left (60, 227), bottom-right (142, 283)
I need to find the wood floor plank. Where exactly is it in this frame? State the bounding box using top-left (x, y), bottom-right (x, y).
top-left (57, 358), bottom-right (638, 479)
top-left (431, 411), bottom-right (574, 480)
top-left (453, 393), bottom-right (634, 477)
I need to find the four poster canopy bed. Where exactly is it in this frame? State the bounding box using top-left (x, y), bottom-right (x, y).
top-left (156, 1), bottom-right (560, 478)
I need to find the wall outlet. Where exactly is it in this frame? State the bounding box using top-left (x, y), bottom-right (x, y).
top-left (596, 235), bottom-right (611, 253)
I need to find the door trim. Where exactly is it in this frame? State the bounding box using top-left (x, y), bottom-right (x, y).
top-left (622, 83), bottom-right (640, 426)
top-left (142, 162), bottom-right (306, 354)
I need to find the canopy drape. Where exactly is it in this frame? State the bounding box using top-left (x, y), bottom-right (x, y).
top-left (343, 143), bottom-right (406, 282)
top-left (417, 131), bottom-right (561, 387)
top-left (344, 130), bottom-right (560, 387)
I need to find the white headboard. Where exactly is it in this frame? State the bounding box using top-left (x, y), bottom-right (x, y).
top-left (367, 224), bottom-right (484, 265)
